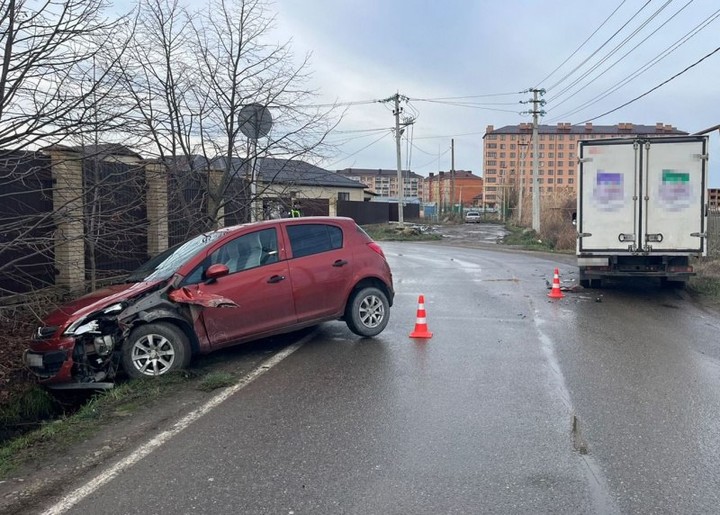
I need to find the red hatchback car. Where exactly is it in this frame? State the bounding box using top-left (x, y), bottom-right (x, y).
top-left (24, 217), bottom-right (394, 388)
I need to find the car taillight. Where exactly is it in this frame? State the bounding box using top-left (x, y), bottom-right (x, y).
top-left (367, 242), bottom-right (385, 258)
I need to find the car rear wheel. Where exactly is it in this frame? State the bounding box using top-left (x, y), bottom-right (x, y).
top-left (345, 287), bottom-right (390, 337)
top-left (121, 322), bottom-right (191, 379)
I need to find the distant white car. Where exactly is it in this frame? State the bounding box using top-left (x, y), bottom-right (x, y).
top-left (464, 211), bottom-right (481, 223)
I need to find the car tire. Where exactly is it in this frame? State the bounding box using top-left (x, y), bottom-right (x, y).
top-left (345, 287), bottom-right (390, 337)
top-left (121, 322), bottom-right (191, 379)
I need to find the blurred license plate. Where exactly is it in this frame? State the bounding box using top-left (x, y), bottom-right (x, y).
top-left (26, 353), bottom-right (43, 367)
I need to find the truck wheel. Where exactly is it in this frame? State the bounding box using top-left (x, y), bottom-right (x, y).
top-left (345, 287), bottom-right (390, 337)
top-left (121, 322), bottom-right (191, 379)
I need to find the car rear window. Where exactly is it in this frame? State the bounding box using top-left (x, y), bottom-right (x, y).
top-left (287, 224), bottom-right (343, 258)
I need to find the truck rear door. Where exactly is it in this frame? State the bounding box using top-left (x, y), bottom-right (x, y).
top-left (578, 139), bottom-right (639, 253)
top-left (641, 137), bottom-right (707, 254)
top-left (578, 136), bottom-right (708, 255)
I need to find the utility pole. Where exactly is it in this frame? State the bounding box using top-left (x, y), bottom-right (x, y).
top-left (517, 140), bottom-right (529, 224)
top-left (521, 88), bottom-right (546, 232)
top-left (393, 93), bottom-right (404, 226)
top-left (380, 93), bottom-right (413, 226)
top-left (450, 138), bottom-right (455, 215)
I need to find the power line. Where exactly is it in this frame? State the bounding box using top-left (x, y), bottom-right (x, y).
top-left (326, 130), bottom-right (392, 168)
top-left (546, 0), bottom-right (695, 113)
top-left (534, 0), bottom-right (628, 88)
top-left (577, 45), bottom-right (720, 124)
top-left (545, 0), bottom-right (653, 92)
top-left (547, 7), bottom-right (720, 122)
top-left (546, 0), bottom-right (674, 103)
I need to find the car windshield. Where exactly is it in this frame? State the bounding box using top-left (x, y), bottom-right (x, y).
top-left (125, 231), bottom-right (224, 283)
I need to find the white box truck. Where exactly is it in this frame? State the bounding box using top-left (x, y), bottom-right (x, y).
top-left (576, 135), bottom-right (709, 288)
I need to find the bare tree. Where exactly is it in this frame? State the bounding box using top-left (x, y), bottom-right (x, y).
top-left (116, 0), bottom-right (339, 239)
top-left (0, 0), bottom-right (136, 298)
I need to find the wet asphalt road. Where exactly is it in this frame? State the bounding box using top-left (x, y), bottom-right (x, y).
top-left (51, 233), bottom-right (720, 514)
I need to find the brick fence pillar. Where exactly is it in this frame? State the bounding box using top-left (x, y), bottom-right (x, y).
top-left (145, 161), bottom-right (168, 255)
top-left (47, 147), bottom-right (85, 293)
top-left (208, 169), bottom-right (225, 228)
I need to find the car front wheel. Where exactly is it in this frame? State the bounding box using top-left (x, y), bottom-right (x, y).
top-left (345, 287), bottom-right (390, 337)
top-left (121, 322), bottom-right (191, 379)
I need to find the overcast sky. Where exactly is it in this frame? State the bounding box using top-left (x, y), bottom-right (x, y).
top-left (270, 0), bottom-right (719, 184)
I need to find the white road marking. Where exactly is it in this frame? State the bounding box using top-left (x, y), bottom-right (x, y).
top-left (42, 340), bottom-right (306, 515)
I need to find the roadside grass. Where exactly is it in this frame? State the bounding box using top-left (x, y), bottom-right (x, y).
top-left (688, 257), bottom-right (720, 302)
top-left (362, 223), bottom-right (442, 242)
top-left (501, 224), bottom-right (556, 251)
top-left (0, 371), bottom-right (198, 479)
top-left (197, 372), bottom-right (235, 392)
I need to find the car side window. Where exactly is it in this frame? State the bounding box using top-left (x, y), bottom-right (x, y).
top-left (286, 224), bottom-right (343, 259)
top-left (182, 228), bottom-right (279, 284)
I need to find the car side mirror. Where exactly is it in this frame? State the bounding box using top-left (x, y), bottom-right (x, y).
top-left (205, 263), bottom-right (229, 283)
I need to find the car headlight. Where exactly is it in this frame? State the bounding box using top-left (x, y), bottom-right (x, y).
top-left (64, 318), bottom-right (100, 336)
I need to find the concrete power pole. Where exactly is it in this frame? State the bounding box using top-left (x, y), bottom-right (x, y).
top-left (522, 88), bottom-right (546, 232)
top-left (450, 138), bottom-right (455, 214)
top-left (394, 93), bottom-right (404, 226)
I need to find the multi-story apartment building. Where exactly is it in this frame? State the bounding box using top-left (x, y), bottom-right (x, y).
top-left (424, 170), bottom-right (483, 208)
top-left (482, 122), bottom-right (687, 207)
top-left (336, 168), bottom-right (424, 201)
top-left (708, 188), bottom-right (720, 212)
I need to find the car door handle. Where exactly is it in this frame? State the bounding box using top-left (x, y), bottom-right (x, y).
top-left (267, 275), bottom-right (286, 283)
top-left (333, 259), bottom-right (348, 267)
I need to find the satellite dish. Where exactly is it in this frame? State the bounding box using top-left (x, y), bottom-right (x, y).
top-left (238, 103), bottom-right (273, 139)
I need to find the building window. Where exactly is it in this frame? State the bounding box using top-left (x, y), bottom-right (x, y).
top-left (510, 152), bottom-right (516, 159)
top-left (510, 144), bottom-right (516, 150)
top-left (338, 192), bottom-right (350, 201)
top-left (557, 178), bottom-right (563, 184)
top-left (558, 152), bottom-right (564, 158)
top-left (487, 152), bottom-right (497, 158)
top-left (558, 144), bottom-right (564, 149)
top-left (548, 135), bottom-right (555, 140)
top-left (500, 144), bottom-right (506, 149)
top-left (486, 186), bottom-right (497, 191)
top-left (539, 144), bottom-right (545, 149)
top-left (549, 152), bottom-right (554, 158)
top-left (547, 169), bottom-right (554, 175)
top-left (547, 178), bottom-right (554, 184)
top-left (568, 178), bottom-right (574, 184)
top-left (487, 160), bottom-right (497, 166)
top-left (557, 170), bottom-right (564, 175)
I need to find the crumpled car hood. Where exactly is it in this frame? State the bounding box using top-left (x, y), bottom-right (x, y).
top-left (43, 280), bottom-right (164, 327)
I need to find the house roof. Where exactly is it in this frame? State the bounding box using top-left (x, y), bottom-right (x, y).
top-left (257, 158), bottom-right (364, 188)
top-left (337, 167), bottom-right (424, 180)
top-left (427, 170), bottom-right (480, 180)
top-left (149, 154), bottom-right (363, 189)
top-left (208, 156), bottom-right (365, 189)
top-left (45, 143), bottom-right (142, 158)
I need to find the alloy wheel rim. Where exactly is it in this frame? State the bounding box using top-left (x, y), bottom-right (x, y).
top-left (359, 295), bottom-right (385, 328)
top-left (131, 333), bottom-right (176, 376)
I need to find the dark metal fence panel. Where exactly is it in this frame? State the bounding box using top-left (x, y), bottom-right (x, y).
top-left (337, 200), bottom-right (389, 225)
top-left (298, 198), bottom-right (329, 217)
top-left (389, 203), bottom-right (420, 222)
top-left (83, 159), bottom-right (148, 279)
top-left (167, 170), bottom-right (211, 246)
top-left (223, 178), bottom-right (251, 227)
top-left (0, 151), bottom-right (55, 296)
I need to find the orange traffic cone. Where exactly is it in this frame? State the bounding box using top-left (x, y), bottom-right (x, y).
top-left (548, 268), bottom-right (564, 299)
top-left (410, 295), bottom-right (433, 338)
